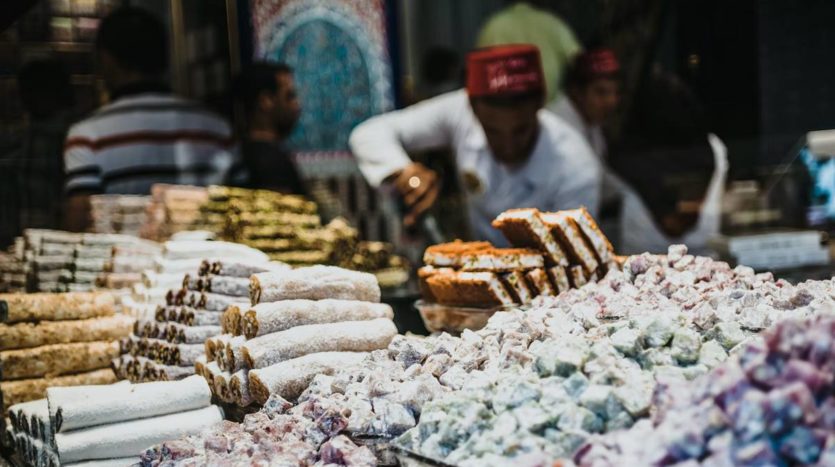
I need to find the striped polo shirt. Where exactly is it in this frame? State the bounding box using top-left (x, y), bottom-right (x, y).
top-left (64, 88), bottom-right (237, 195)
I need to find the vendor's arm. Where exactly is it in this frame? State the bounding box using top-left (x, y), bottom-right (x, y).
top-left (62, 133), bottom-right (102, 232)
top-left (349, 91), bottom-right (462, 187)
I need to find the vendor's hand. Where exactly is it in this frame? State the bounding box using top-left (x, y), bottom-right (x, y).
top-left (393, 163), bottom-right (441, 227)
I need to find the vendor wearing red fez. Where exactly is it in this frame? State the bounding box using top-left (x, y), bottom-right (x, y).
top-left (350, 44), bottom-right (600, 245)
top-left (551, 48), bottom-right (621, 160)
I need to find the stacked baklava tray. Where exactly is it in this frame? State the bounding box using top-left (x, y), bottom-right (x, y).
top-left (0, 292), bottom-right (133, 422)
top-left (419, 207), bottom-right (618, 309)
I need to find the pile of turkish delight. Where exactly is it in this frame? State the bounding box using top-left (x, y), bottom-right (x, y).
top-left (576, 314), bottom-right (835, 466)
top-left (139, 393), bottom-right (376, 466)
top-left (141, 245), bottom-right (835, 466)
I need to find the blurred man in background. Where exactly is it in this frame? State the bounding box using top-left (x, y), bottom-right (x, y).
top-left (552, 48), bottom-right (621, 161)
top-left (477, 0), bottom-right (581, 105)
top-left (63, 7), bottom-right (236, 231)
top-left (350, 45), bottom-right (600, 245)
top-left (231, 62), bottom-right (306, 194)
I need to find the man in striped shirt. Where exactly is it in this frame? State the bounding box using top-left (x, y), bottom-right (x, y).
top-left (63, 7), bottom-right (237, 231)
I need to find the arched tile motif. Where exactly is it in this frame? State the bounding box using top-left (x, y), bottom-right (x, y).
top-left (251, 0), bottom-right (395, 151)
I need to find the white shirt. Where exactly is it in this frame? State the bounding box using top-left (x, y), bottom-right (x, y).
top-left (618, 133), bottom-right (729, 255)
top-left (64, 93), bottom-right (237, 195)
top-left (350, 89), bottom-right (601, 245)
top-left (550, 97), bottom-right (607, 159)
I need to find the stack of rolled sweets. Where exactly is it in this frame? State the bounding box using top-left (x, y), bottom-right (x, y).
top-left (48, 375), bottom-right (222, 465)
top-left (89, 194), bottom-right (151, 236)
top-left (0, 292), bottom-right (130, 415)
top-left (123, 239), bottom-right (271, 320)
top-left (200, 265), bottom-right (398, 406)
top-left (139, 183), bottom-right (210, 242)
top-left (94, 236), bottom-right (163, 294)
top-left (116, 257), bottom-right (287, 383)
top-left (5, 381), bottom-right (131, 467)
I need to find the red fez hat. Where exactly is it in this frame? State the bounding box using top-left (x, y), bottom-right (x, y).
top-left (575, 48), bottom-right (620, 78)
top-left (466, 44), bottom-right (545, 97)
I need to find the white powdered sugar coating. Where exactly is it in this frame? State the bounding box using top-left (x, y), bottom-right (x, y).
top-left (242, 318), bottom-right (397, 369)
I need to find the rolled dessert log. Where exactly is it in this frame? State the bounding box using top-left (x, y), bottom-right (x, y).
top-left (48, 381), bottom-right (132, 435)
top-left (248, 352), bottom-right (368, 403)
top-left (184, 309), bottom-right (222, 327)
top-left (1, 369), bottom-right (117, 409)
top-left (194, 355), bottom-right (207, 379)
top-left (51, 375), bottom-right (211, 433)
top-left (221, 305), bottom-right (246, 336)
top-left (141, 361), bottom-right (195, 382)
top-left (161, 240), bottom-right (268, 262)
top-left (164, 342), bottom-right (204, 366)
top-left (1, 292), bottom-right (115, 324)
top-left (1, 341), bottom-right (121, 380)
top-left (164, 323), bottom-right (221, 345)
top-left (204, 334), bottom-right (231, 362)
top-left (0, 315), bottom-right (134, 351)
top-left (250, 265), bottom-right (381, 305)
top-left (202, 361), bottom-right (223, 397)
top-left (198, 293), bottom-right (249, 313)
top-left (219, 336), bottom-right (247, 373)
top-left (229, 370), bottom-right (253, 407)
top-left (242, 318), bottom-right (397, 369)
top-left (128, 339), bottom-right (204, 366)
top-left (8, 398), bottom-right (46, 436)
top-left (134, 319), bottom-right (161, 339)
top-left (241, 299), bottom-right (394, 339)
top-left (54, 405), bottom-right (223, 463)
top-left (213, 371), bottom-right (234, 403)
top-left (184, 274), bottom-right (250, 298)
top-left (200, 259), bottom-right (289, 278)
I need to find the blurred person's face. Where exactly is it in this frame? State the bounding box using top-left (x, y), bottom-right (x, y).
top-left (572, 78), bottom-right (620, 126)
top-left (270, 72), bottom-right (301, 136)
top-left (471, 98), bottom-right (541, 168)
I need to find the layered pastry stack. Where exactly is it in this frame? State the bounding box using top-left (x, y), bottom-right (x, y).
top-left (140, 184), bottom-right (210, 241)
top-left (0, 292), bottom-right (130, 415)
top-left (89, 194), bottom-right (151, 236)
top-left (419, 207), bottom-right (616, 308)
top-left (7, 376), bottom-right (222, 466)
top-left (196, 265), bottom-right (397, 407)
top-left (205, 185), bottom-right (347, 266)
top-left (14, 229), bottom-right (158, 293)
top-left (115, 250), bottom-right (281, 384)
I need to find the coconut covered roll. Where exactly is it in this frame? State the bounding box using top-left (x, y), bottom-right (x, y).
top-left (249, 265), bottom-right (381, 305)
top-left (229, 370), bottom-right (254, 407)
top-left (248, 352), bottom-right (367, 403)
top-left (164, 323), bottom-right (221, 345)
top-left (241, 299), bottom-right (394, 339)
top-left (201, 259), bottom-right (289, 278)
top-left (242, 318), bottom-right (397, 369)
